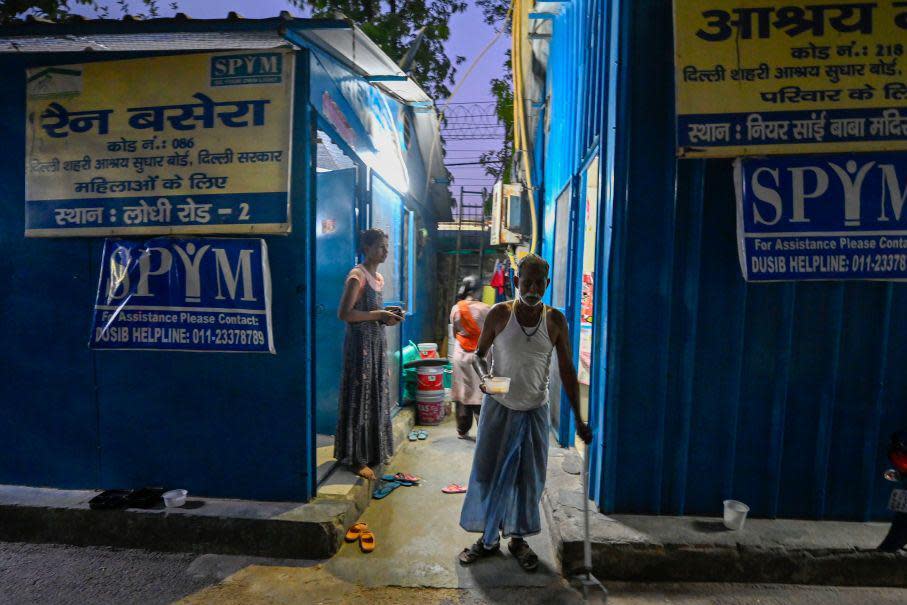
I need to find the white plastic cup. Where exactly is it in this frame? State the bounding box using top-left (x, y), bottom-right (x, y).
top-left (485, 377), bottom-right (511, 394)
top-left (163, 489), bottom-right (188, 508)
top-left (723, 499), bottom-right (749, 531)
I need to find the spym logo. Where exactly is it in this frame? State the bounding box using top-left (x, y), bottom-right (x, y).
top-left (107, 243), bottom-right (257, 304)
top-left (210, 53), bottom-right (283, 87)
top-left (750, 160), bottom-right (907, 228)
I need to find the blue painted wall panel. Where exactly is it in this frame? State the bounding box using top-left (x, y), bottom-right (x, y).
top-left (603, 0), bottom-right (907, 519)
top-left (0, 55), bottom-right (99, 489)
top-left (0, 50), bottom-right (315, 501)
top-left (540, 0), bottom-right (907, 520)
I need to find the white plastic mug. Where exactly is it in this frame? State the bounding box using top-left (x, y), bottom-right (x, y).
top-left (163, 489), bottom-right (188, 508)
top-left (485, 377), bottom-right (511, 394)
top-left (723, 499), bottom-right (750, 531)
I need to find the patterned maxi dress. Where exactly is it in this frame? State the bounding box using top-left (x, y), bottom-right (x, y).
top-left (334, 266), bottom-right (394, 469)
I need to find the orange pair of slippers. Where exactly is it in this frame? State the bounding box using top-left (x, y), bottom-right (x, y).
top-left (345, 522), bottom-right (376, 553)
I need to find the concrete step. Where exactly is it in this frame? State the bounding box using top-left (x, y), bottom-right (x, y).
top-left (543, 448), bottom-right (907, 587)
top-left (0, 407), bottom-right (415, 560)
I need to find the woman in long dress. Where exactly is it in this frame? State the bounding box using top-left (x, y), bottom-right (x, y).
top-left (335, 229), bottom-right (403, 480)
top-left (449, 276), bottom-right (491, 439)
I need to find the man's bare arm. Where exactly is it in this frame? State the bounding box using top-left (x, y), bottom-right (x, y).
top-left (551, 309), bottom-right (592, 444)
top-left (471, 303), bottom-right (509, 382)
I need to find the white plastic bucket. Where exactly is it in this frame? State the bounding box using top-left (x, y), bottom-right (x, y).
top-left (417, 343), bottom-right (439, 358)
top-left (723, 499), bottom-right (750, 531)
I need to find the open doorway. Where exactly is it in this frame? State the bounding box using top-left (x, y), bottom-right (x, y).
top-left (546, 155), bottom-right (601, 451)
top-left (575, 155), bottom-right (600, 453)
top-left (549, 182), bottom-right (573, 440)
top-left (313, 129), bottom-right (359, 485)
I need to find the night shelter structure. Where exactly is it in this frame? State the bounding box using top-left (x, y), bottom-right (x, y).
top-left (0, 14), bottom-right (451, 502)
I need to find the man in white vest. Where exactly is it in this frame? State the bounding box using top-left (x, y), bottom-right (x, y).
top-left (457, 254), bottom-right (592, 572)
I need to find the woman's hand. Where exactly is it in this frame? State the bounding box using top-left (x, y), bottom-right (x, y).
top-left (375, 310), bottom-right (403, 326)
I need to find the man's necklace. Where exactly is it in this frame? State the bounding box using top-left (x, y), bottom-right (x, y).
top-left (515, 300), bottom-right (543, 341)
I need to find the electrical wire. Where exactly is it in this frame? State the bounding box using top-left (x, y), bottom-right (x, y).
top-left (418, 28), bottom-right (510, 207)
top-left (512, 0), bottom-right (538, 255)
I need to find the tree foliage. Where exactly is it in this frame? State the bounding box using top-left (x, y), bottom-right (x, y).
top-left (1, 1), bottom-right (177, 24)
top-left (289, 0), bottom-right (467, 100)
top-left (474, 0), bottom-right (513, 185)
top-left (478, 50), bottom-right (513, 184)
top-left (475, 0), bottom-right (510, 32)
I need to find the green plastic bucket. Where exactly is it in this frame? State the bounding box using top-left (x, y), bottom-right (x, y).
top-left (396, 340), bottom-right (421, 366)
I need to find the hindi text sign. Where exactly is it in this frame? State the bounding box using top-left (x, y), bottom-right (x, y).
top-left (25, 51), bottom-right (294, 236)
top-left (675, 1), bottom-right (907, 157)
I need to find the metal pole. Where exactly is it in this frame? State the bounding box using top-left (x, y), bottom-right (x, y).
top-left (453, 186), bottom-right (464, 306)
top-left (478, 187), bottom-right (487, 286)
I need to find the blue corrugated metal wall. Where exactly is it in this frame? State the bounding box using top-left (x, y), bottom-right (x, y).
top-left (541, 0), bottom-right (907, 520)
top-left (539, 0), bottom-right (612, 460)
top-left (0, 49), bottom-right (316, 502)
top-left (542, 0), bottom-right (607, 207)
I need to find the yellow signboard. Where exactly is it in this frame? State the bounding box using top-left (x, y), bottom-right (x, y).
top-left (674, 1), bottom-right (907, 157)
top-left (25, 50), bottom-right (294, 236)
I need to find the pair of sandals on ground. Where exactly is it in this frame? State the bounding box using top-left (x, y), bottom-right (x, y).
top-left (373, 472), bottom-right (422, 498)
top-left (345, 522), bottom-right (376, 553)
top-left (458, 536), bottom-right (539, 572)
top-left (407, 429), bottom-right (429, 441)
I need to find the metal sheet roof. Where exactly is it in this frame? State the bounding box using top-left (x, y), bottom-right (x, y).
top-left (285, 22), bottom-right (431, 105)
top-left (0, 16), bottom-right (433, 105)
top-left (1, 31), bottom-right (294, 53)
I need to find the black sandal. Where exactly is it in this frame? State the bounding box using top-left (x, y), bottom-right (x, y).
top-left (508, 538), bottom-right (539, 572)
top-left (458, 538), bottom-right (500, 565)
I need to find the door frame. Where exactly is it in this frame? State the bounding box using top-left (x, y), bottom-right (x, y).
top-left (553, 147), bottom-right (603, 448)
top-left (368, 170), bottom-right (407, 408)
top-left (316, 116), bottom-right (368, 232)
top-left (548, 179), bottom-right (579, 446)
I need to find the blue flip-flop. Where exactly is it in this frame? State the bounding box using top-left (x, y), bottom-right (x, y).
top-left (408, 430), bottom-right (419, 441)
top-left (381, 474), bottom-right (415, 486)
top-left (417, 430), bottom-right (428, 440)
top-left (373, 480), bottom-right (401, 499)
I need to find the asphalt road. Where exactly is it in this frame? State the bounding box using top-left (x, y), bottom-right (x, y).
top-left (4, 541), bottom-right (907, 605)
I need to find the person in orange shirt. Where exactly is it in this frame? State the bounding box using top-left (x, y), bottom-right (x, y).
top-left (449, 276), bottom-right (491, 439)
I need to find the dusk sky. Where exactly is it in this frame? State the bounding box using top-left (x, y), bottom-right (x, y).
top-left (69, 0), bottom-right (510, 206)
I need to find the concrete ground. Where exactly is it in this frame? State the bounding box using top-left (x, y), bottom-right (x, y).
top-left (317, 414), bottom-right (563, 589)
top-left (179, 415), bottom-right (581, 603)
top-left (545, 448), bottom-right (907, 586)
top-left (5, 542), bottom-right (907, 604)
top-left (5, 415), bottom-right (907, 603)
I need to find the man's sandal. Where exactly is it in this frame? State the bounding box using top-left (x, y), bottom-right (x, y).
top-left (458, 538), bottom-right (499, 565)
top-left (508, 539), bottom-right (539, 572)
